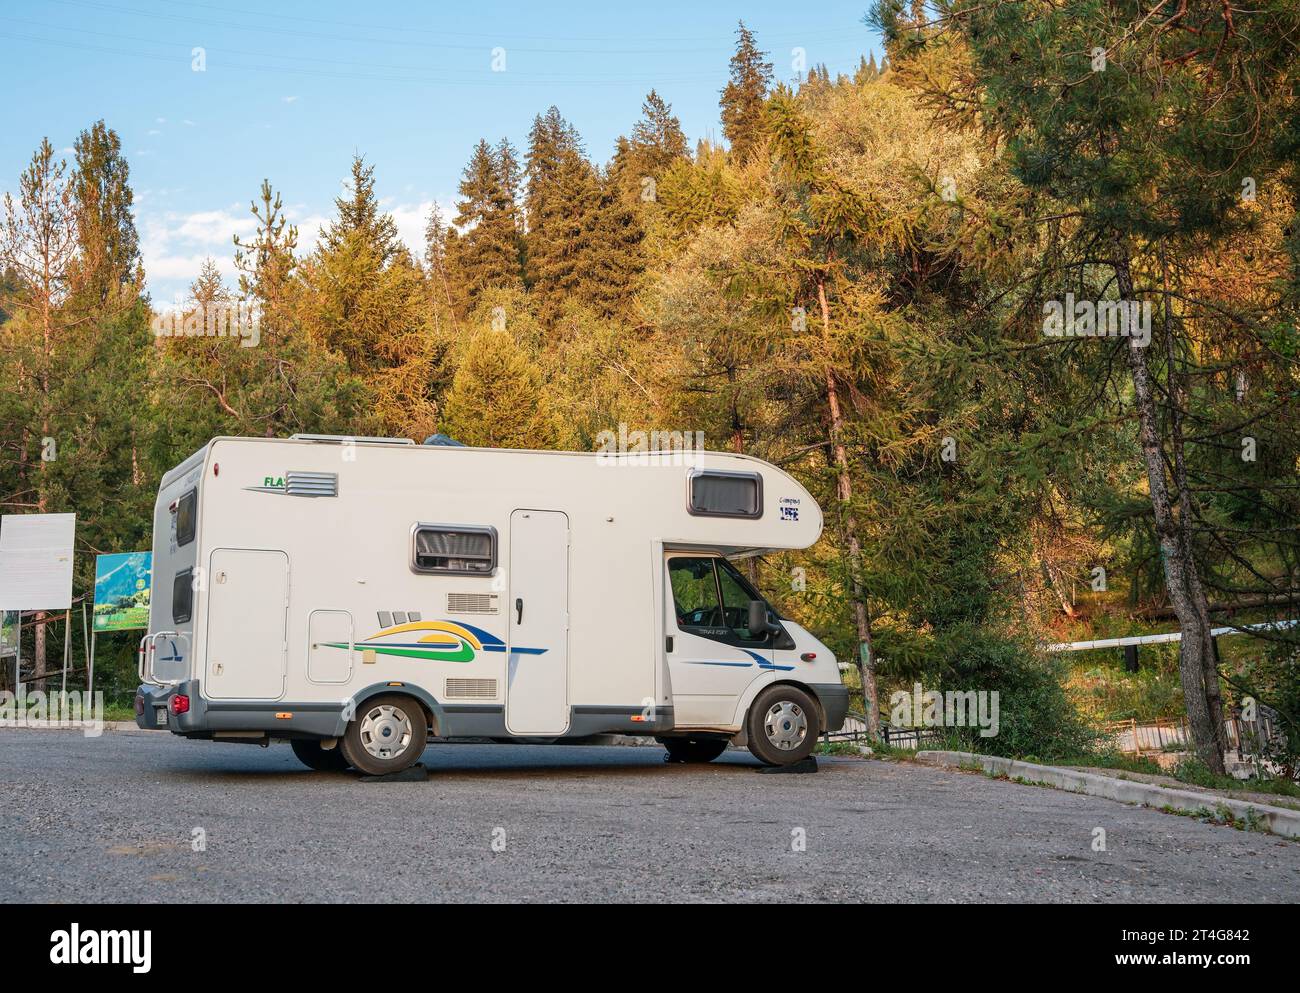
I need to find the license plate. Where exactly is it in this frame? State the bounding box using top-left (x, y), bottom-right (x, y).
top-left (155, 707), bottom-right (168, 727)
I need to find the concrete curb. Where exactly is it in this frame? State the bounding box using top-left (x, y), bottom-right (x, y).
top-left (1, 720), bottom-right (156, 732)
top-left (915, 750), bottom-right (1300, 840)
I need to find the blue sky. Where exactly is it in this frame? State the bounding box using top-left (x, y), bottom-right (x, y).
top-left (2, 0), bottom-right (881, 304)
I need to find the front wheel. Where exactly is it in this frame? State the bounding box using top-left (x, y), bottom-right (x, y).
top-left (746, 685), bottom-right (820, 766)
top-left (659, 736), bottom-right (728, 763)
top-left (339, 695), bottom-right (428, 776)
top-left (290, 738), bottom-right (350, 772)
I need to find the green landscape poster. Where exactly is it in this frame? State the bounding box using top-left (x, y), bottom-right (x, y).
top-left (0, 611), bottom-right (16, 657)
top-left (92, 552), bottom-right (152, 632)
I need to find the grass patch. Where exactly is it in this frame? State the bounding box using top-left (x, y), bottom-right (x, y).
top-left (1171, 757), bottom-right (1300, 799)
top-left (102, 701), bottom-right (137, 722)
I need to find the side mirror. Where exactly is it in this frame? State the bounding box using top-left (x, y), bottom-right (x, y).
top-left (748, 600), bottom-right (773, 637)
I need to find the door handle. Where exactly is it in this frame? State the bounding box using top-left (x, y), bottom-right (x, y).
top-left (515, 597), bottom-right (523, 624)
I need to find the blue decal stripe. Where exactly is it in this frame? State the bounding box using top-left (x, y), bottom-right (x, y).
top-left (455, 621), bottom-right (506, 647)
top-left (482, 645), bottom-right (547, 655)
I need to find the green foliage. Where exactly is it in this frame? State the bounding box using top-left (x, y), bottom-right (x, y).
top-left (920, 626), bottom-right (1097, 761)
top-left (440, 326), bottom-right (558, 449)
top-left (448, 139), bottom-right (525, 304)
top-left (719, 21), bottom-right (773, 163)
top-left (3, 19), bottom-right (1296, 743)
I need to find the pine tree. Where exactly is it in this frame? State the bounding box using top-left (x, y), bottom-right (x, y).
top-left (233, 179), bottom-right (298, 314)
top-left (719, 22), bottom-right (773, 164)
top-left (524, 108), bottom-right (602, 316)
top-left (2, 134), bottom-right (153, 686)
top-left (69, 120), bottom-right (142, 311)
top-left (447, 139), bottom-right (525, 306)
top-left (874, 0), bottom-right (1300, 771)
top-left (189, 257), bottom-right (229, 310)
top-left (583, 171), bottom-right (644, 317)
top-left (155, 171), bottom-right (372, 460)
top-left (611, 90), bottom-right (690, 202)
top-left (322, 155), bottom-right (400, 267)
top-left (299, 157), bottom-right (439, 438)
top-left (440, 326), bottom-right (558, 448)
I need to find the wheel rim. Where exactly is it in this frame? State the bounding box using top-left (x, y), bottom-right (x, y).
top-left (359, 704), bottom-right (413, 761)
top-left (763, 700), bottom-right (808, 751)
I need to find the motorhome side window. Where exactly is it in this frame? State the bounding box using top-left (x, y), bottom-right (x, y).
top-left (688, 470), bottom-right (762, 519)
top-left (411, 524), bottom-right (496, 576)
top-left (175, 489), bottom-right (197, 546)
top-left (669, 556), bottom-right (768, 644)
top-left (172, 569), bottom-right (193, 624)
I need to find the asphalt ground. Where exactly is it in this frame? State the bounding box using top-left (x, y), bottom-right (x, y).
top-left (2, 728), bottom-right (1296, 902)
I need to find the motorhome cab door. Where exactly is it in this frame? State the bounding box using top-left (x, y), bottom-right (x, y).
top-left (505, 510), bottom-right (570, 735)
top-left (664, 554), bottom-right (774, 726)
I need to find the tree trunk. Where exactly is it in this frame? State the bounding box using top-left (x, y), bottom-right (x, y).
top-left (817, 278), bottom-right (878, 737)
top-left (1114, 245), bottom-right (1225, 773)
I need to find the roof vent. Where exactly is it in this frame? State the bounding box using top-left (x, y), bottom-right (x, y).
top-left (290, 434), bottom-right (415, 445)
top-left (422, 434), bottom-right (465, 447)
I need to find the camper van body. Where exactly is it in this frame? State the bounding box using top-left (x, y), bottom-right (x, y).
top-left (134, 436), bottom-right (847, 770)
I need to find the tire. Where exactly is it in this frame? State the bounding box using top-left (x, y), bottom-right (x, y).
top-left (746, 685), bottom-right (820, 766)
top-left (339, 695), bottom-right (428, 776)
top-left (659, 736), bottom-right (728, 764)
top-left (290, 738), bottom-right (350, 772)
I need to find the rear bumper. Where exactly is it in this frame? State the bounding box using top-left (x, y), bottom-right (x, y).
top-left (808, 682), bottom-right (850, 733)
top-left (134, 680), bottom-right (347, 738)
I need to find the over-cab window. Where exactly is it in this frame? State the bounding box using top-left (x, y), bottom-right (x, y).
top-left (172, 569), bottom-right (193, 624)
top-left (176, 489), bottom-right (197, 546)
top-left (411, 524), bottom-right (496, 576)
top-left (688, 470), bottom-right (762, 519)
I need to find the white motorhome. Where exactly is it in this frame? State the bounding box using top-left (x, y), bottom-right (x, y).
top-left (134, 435), bottom-right (848, 773)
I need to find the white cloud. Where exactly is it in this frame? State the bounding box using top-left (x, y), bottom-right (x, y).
top-left (174, 207), bottom-right (257, 244)
top-left (282, 95), bottom-right (299, 103)
top-left (138, 196), bottom-right (457, 303)
top-left (138, 205), bottom-right (257, 302)
top-left (390, 200), bottom-right (436, 256)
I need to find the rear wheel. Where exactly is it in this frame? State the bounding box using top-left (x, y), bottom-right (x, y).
top-left (746, 685), bottom-right (819, 766)
top-left (659, 736), bottom-right (728, 763)
top-left (339, 695), bottom-right (428, 776)
top-left (290, 738), bottom-right (350, 772)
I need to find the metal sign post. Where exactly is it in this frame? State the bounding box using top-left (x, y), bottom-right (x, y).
top-left (82, 601), bottom-right (93, 698)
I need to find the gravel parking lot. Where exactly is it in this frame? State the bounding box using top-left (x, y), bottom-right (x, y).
top-left (1, 728), bottom-right (1296, 902)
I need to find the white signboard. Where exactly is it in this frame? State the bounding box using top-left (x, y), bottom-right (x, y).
top-left (0, 513), bottom-right (76, 610)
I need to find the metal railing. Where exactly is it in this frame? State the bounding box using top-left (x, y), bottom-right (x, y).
top-left (823, 711), bottom-right (948, 750)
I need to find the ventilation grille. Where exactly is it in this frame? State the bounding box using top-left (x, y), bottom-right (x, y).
top-left (445, 678), bottom-right (497, 699)
top-left (286, 471), bottom-right (338, 498)
top-left (447, 592), bottom-right (499, 615)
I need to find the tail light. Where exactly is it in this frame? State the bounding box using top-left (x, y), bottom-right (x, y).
top-left (134, 695), bottom-right (144, 716)
top-left (170, 694), bottom-right (190, 715)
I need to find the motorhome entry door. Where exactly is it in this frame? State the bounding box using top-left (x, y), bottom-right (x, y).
top-left (505, 510), bottom-right (570, 735)
top-left (205, 548), bottom-right (289, 700)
